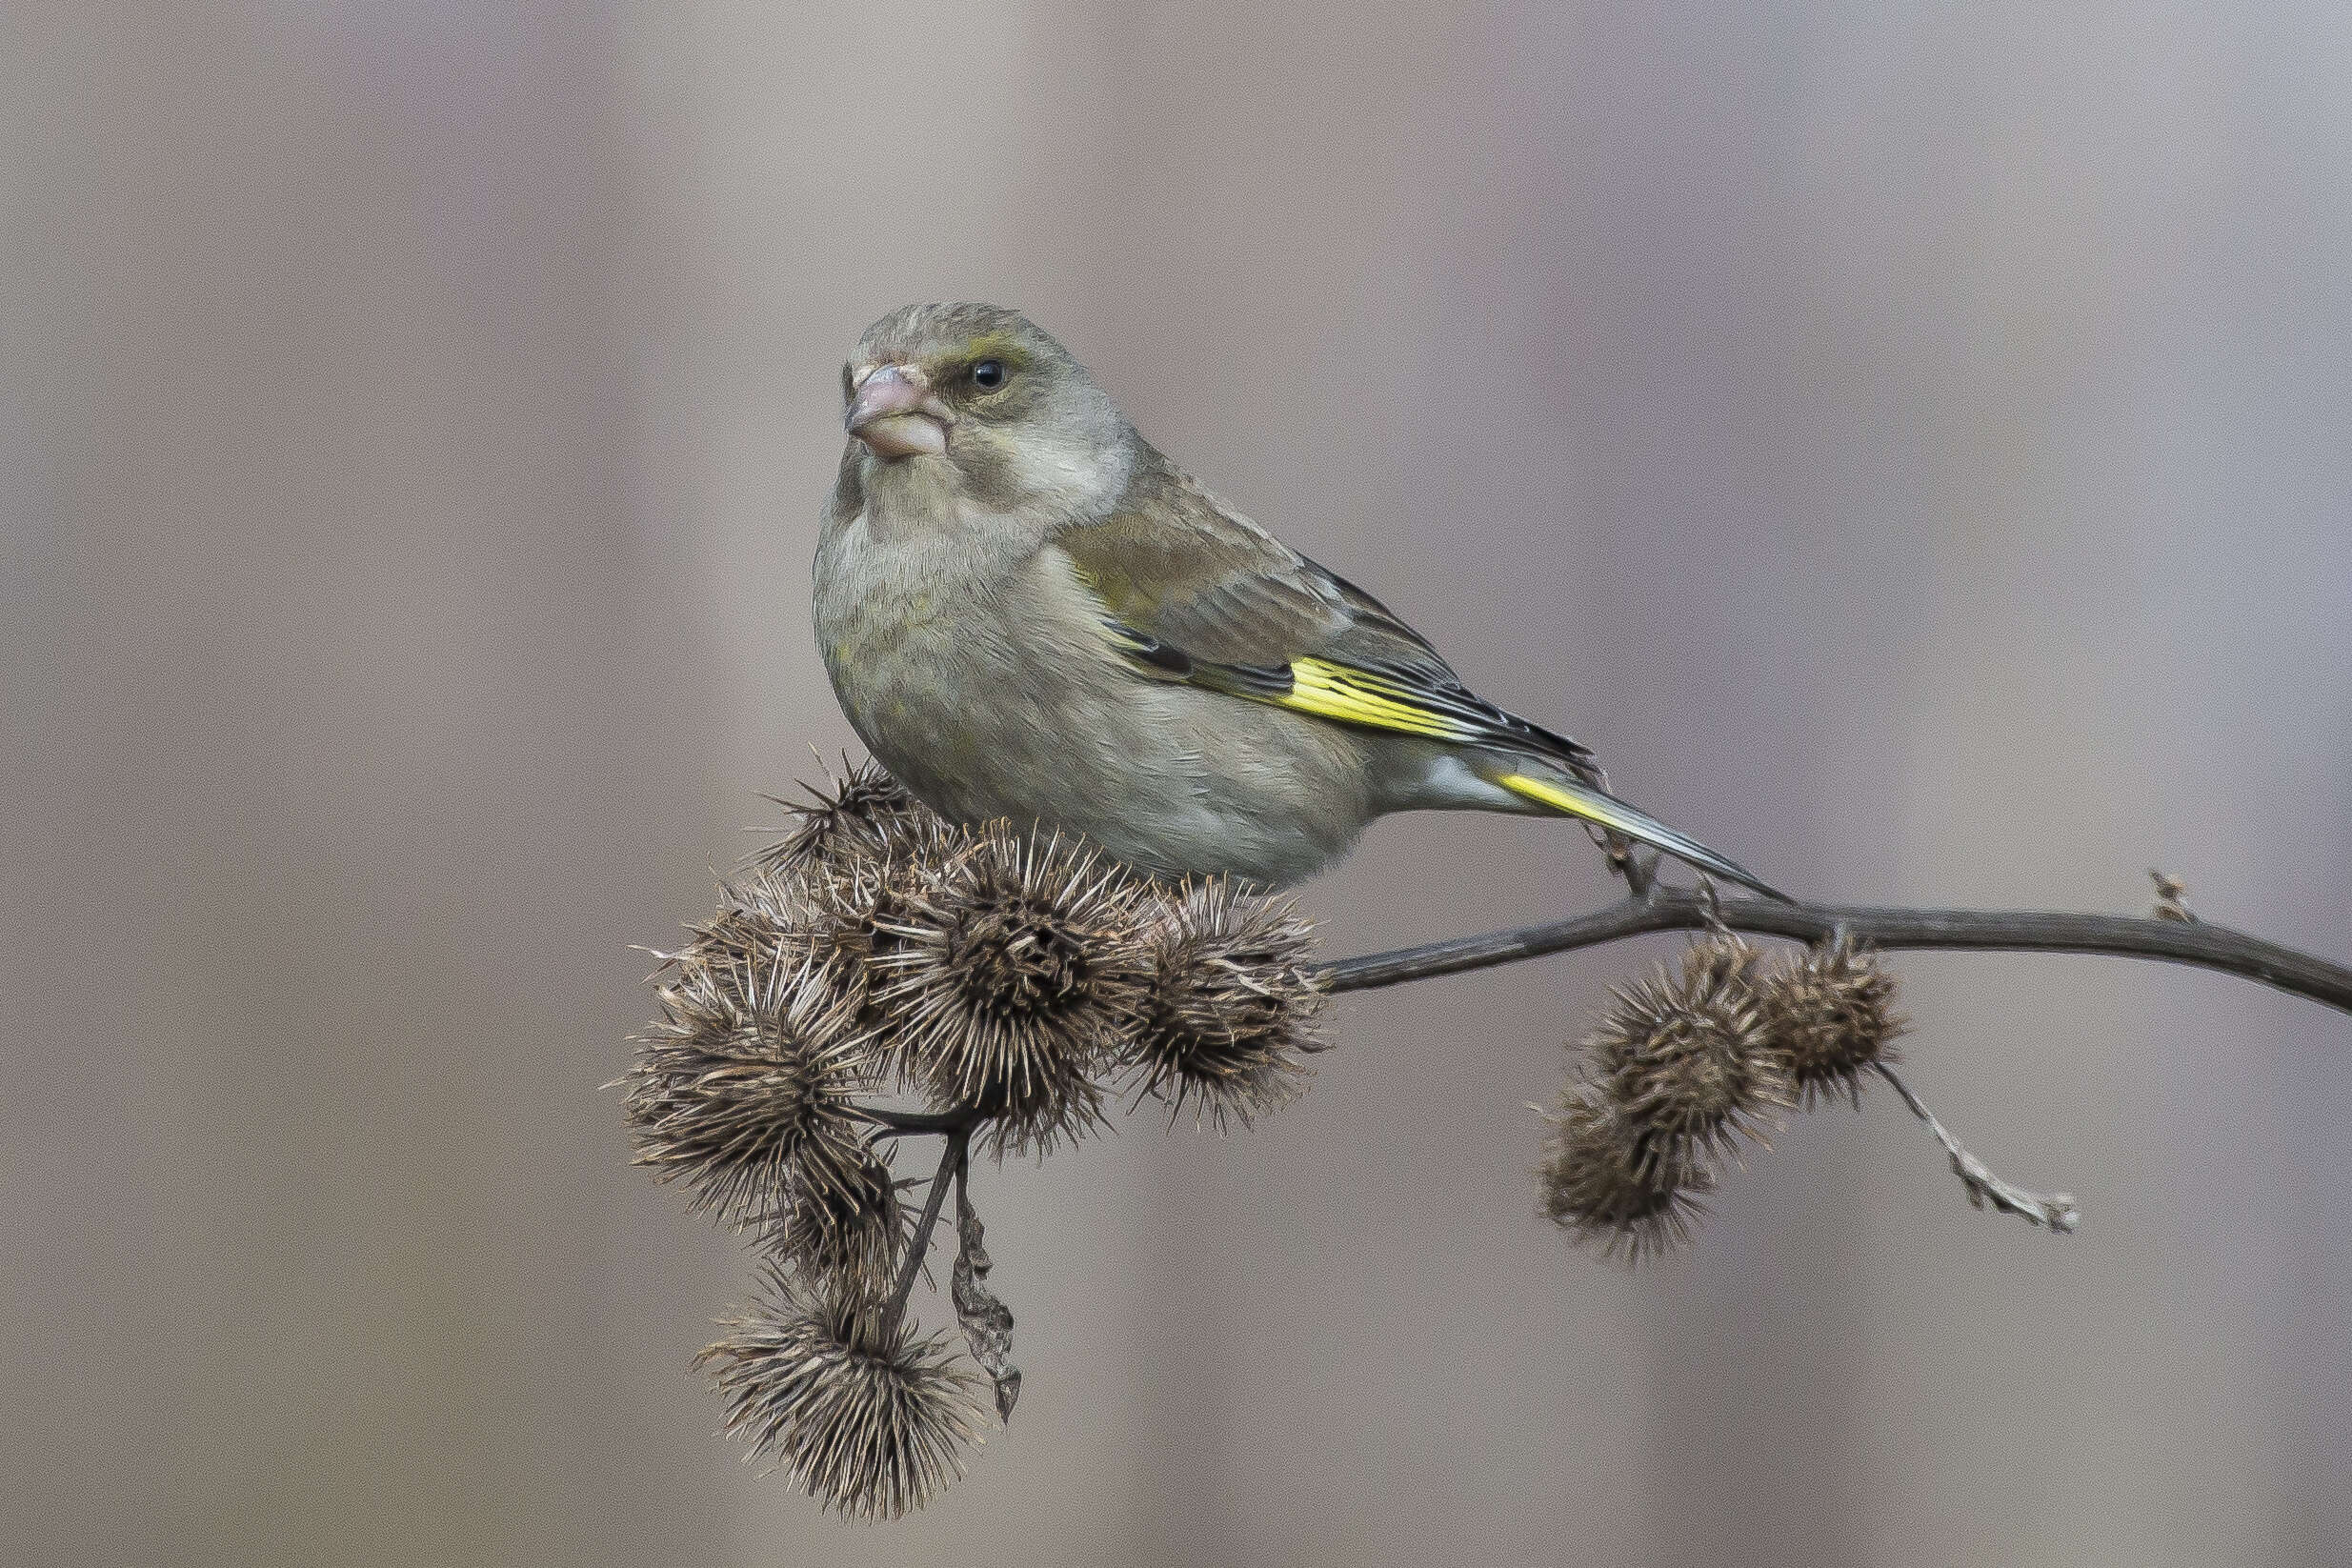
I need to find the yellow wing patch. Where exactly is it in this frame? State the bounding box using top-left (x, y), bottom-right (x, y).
top-left (1275, 658), bottom-right (1482, 741)
top-left (1494, 771), bottom-right (1638, 834)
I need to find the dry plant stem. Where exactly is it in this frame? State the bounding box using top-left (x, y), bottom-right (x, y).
top-left (864, 1107), bottom-right (981, 1136)
top-left (884, 1130), bottom-right (966, 1335)
top-left (1873, 1061), bottom-right (2080, 1233)
top-left (1607, 842), bottom-right (1656, 898)
top-left (833, 878), bottom-right (2340, 1269)
top-left (1321, 887), bottom-right (2352, 1015)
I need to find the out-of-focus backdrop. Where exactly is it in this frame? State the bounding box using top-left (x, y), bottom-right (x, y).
top-left (8, 5), bottom-right (2350, 1565)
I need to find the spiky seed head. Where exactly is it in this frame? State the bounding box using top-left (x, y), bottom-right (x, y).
top-left (750, 757), bottom-right (941, 881)
top-left (623, 949), bottom-right (883, 1222)
top-left (1757, 935), bottom-right (1908, 1108)
top-left (697, 1266), bottom-right (987, 1519)
top-left (765, 1148), bottom-right (909, 1302)
top-left (761, 846), bottom-right (955, 1053)
top-left (1586, 935), bottom-right (1789, 1174)
top-left (1538, 1086), bottom-right (1715, 1263)
top-left (873, 825), bottom-right (1150, 1155)
top-left (728, 757), bottom-right (965, 1047)
top-left (681, 897), bottom-right (798, 976)
top-left (1124, 879), bottom-right (1322, 1129)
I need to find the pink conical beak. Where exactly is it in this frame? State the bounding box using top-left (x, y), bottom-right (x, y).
top-left (846, 364), bottom-right (952, 458)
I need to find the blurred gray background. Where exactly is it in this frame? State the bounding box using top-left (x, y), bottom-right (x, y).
top-left (8, 4), bottom-right (2350, 1565)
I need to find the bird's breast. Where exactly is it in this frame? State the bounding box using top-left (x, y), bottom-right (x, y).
top-left (813, 509), bottom-right (1066, 807)
top-left (816, 520), bottom-right (968, 713)
top-left (812, 511), bottom-right (1380, 884)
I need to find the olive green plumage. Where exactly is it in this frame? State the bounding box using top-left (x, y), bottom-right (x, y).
top-left (814, 302), bottom-right (1783, 897)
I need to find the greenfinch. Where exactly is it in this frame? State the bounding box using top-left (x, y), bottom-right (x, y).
top-left (814, 302), bottom-right (1785, 900)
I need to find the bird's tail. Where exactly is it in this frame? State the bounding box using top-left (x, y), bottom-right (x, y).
top-left (1485, 763), bottom-right (1791, 903)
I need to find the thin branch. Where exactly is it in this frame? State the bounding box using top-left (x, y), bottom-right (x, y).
top-left (1875, 1062), bottom-right (2080, 1233)
top-left (1610, 844), bottom-right (1658, 899)
top-left (1320, 887), bottom-right (2352, 1015)
top-left (882, 1129), bottom-right (964, 1336)
top-left (860, 1106), bottom-right (985, 1136)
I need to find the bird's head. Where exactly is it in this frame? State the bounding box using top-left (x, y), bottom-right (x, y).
top-left (840, 304), bottom-right (1135, 517)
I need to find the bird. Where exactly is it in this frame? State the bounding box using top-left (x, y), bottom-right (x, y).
top-left (813, 302), bottom-right (1786, 900)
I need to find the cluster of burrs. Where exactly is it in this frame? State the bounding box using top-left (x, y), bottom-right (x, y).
top-left (1540, 930), bottom-right (1909, 1260)
top-left (620, 762), bottom-right (1325, 1518)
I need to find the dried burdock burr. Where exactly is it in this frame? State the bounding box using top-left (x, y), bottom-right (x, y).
top-left (682, 897), bottom-right (799, 977)
top-left (766, 1145), bottom-right (910, 1302)
top-left (724, 761), bottom-right (962, 1043)
top-left (873, 825), bottom-right (1151, 1155)
top-left (1124, 878), bottom-right (1323, 1128)
top-left (1538, 1085), bottom-right (1715, 1263)
top-left (773, 851), bottom-right (937, 1036)
top-left (1757, 934), bottom-right (1908, 1109)
top-left (1586, 935), bottom-right (1789, 1174)
top-left (750, 756), bottom-right (941, 881)
top-left (697, 1265), bottom-right (988, 1519)
top-left (622, 949), bottom-right (882, 1223)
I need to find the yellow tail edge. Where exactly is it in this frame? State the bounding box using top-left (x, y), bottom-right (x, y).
top-left (1496, 772), bottom-right (1791, 903)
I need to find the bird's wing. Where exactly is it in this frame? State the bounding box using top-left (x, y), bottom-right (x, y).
top-left (1054, 458), bottom-right (1594, 774)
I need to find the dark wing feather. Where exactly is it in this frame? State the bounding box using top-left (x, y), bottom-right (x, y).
top-left (1056, 454), bottom-right (1593, 773)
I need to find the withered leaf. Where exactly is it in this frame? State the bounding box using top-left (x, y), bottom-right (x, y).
top-left (952, 1181), bottom-right (1020, 1423)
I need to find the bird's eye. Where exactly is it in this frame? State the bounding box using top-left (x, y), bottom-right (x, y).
top-left (970, 359), bottom-right (1006, 390)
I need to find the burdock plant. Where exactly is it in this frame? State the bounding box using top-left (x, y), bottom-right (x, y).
top-left (627, 770), bottom-right (1326, 1514)
top-left (1124, 878), bottom-right (1323, 1128)
top-left (1582, 935), bottom-right (1790, 1176)
top-left (696, 1265), bottom-right (987, 1520)
top-left (621, 945), bottom-right (879, 1223)
top-left (766, 1147), bottom-right (910, 1303)
top-left (1538, 1084), bottom-right (1718, 1263)
top-left (629, 759), bottom-right (2352, 1514)
top-left (749, 756), bottom-right (934, 882)
top-left (872, 825), bottom-right (1153, 1155)
top-left (1758, 933), bottom-right (1908, 1108)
